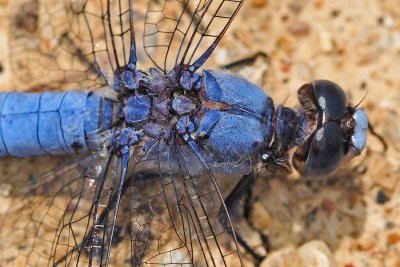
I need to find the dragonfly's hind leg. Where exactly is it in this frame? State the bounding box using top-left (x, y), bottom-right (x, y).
top-left (224, 173), bottom-right (270, 266)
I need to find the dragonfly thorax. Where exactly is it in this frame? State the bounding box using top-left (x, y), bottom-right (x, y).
top-left (120, 69), bottom-right (201, 144)
top-left (119, 70), bottom-right (367, 179)
top-left (191, 70), bottom-right (276, 168)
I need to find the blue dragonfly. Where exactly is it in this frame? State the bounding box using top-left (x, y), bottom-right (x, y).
top-left (0, 0), bottom-right (367, 266)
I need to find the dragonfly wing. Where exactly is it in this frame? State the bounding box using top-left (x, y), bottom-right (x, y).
top-left (127, 139), bottom-right (243, 266)
top-left (175, 142), bottom-right (244, 266)
top-left (9, 0), bottom-right (138, 91)
top-left (0, 138), bottom-right (242, 266)
top-left (0, 145), bottom-right (130, 266)
top-left (144, 0), bottom-right (244, 73)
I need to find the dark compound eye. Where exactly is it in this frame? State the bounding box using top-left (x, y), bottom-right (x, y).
top-left (311, 80), bottom-right (348, 121)
top-left (294, 80), bottom-right (368, 177)
top-left (293, 121), bottom-right (345, 177)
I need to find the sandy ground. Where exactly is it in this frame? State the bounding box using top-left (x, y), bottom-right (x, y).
top-left (0, 0), bottom-right (399, 266)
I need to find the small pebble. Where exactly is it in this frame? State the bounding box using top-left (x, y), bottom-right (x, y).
top-left (260, 247), bottom-right (299, 267)
top-left (320, 31), bottom-right (334, 53)
top-left (357, 233), bottom-right (377, 250)
top-left (383, 16), bottom-right (395, 28)
top-left (297, 240), bottom-right (337, 267)
top-left (386, 221), bottom-right (396, 229)
top-left (280, 60), bottom-right (291, 72)
top-left (331, 9), bottom-right (340, 18)
top-left (288, 21), bottom-right (310, 36)
top-left (313, 1), bottom-right (324, 9)
top-left (376, 189), bottom-right (389, 204)
top-left (288, 2), bottom-right (303, 13)
top-left (275, 35), bottom-right (294, 53)
top-left (387, 233), bottom-right (400, 245)
top-left (252, 0), bottom-right (267, 8)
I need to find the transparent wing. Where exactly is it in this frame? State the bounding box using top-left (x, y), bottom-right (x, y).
top-left (0, 147), bottom-right (129, 266)
top-left (9, 0), bottom-right (137, 91)
top-left (129, 139), bottom-right (243, 265)
top-left (174, 143), bottom-right (243, 266)
top-left (144, 0), bottom-right (244, 73)
top-left (0, 138), bottom-right (242, 266)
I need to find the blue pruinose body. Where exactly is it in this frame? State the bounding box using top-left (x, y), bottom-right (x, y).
top-left (0, 91), bottom-right (114, 157)
top-left (197, 70), bottom-right (274, 163)
top-left (0, 70), bottom-right (277, 173)
top-left (0, 1), bottom-right (369, 266)
top-left (0, 68), bottom-right (367, 177)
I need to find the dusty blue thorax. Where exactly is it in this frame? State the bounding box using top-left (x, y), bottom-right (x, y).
top-left (196, 70), bottom-right (305, 164)
top-left (120, 69), bottom-right (307, 167)
top-left (200, 70), bottom-right (273, 157)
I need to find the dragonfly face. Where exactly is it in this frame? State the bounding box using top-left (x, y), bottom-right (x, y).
top-left (293, 80), bottom-right (368, 177)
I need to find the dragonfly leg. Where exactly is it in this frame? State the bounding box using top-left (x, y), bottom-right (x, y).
top-left (368, 121), bottom-right (387, 152)
top-left (241, 177), bottom-right (272, 256)
top-left (224, 173), bottom-right (256, 219)
top-left (224, 173), bottom-right (270, 266)
top-left (219, 51), bottom-right (268, 70)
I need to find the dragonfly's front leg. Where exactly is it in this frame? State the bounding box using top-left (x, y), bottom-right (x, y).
top-left (224, 173), bottom-right (270, 266)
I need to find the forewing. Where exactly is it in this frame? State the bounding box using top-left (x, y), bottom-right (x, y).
top-left (9, 0), bottom-right (137, 91)
top-left (144, 0), bottom-right (244, 73)
top-left (127, 139), bottom-right (243, 266)
top-left (0, 138), bottom-right (242, 266)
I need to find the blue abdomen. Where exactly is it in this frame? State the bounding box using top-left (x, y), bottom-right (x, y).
top-left (0, 91), bottom-right (114, 157)
top-left (196, 70), bottom-right (274, 163)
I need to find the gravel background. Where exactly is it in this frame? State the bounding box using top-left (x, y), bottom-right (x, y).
top-left (0, 0), bottom-right (399, 266)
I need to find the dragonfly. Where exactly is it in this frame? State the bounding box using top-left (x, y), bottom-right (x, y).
top-left (0, 0), bottom-right (368, 266)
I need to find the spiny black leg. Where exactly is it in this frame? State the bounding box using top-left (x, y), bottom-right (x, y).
top-left (225, 173), bottom-right (256, 214)
top-left (224, 173), bottom-right (266, 266)
top-left (243, 176), bottom-right (254, 220)
top-left (243, 187), bottom-right (272, 254)
top-left (368, 121), bottom-right (387, 152)
top-left (259, 233), bottom-right (271, 254)
top-left (235, 234), bottom-right (265, 266)
top-left (220, 51), bottom-right (268, 70)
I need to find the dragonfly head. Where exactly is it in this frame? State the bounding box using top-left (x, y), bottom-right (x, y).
top-left (292, 80), bottom-right (367, 177)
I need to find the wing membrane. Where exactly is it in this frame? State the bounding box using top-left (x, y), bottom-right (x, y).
top-left (123, 141), bottom-right (195, 265)
top-left (144, 0), bottom-right (244, 73)
top-left (0, 138), bottom-right (243, 266)
top-left (9, 0), bottom-right (137, 91)
top-left (176, 143), bottom-right (243, 266)
top-left (0, 148), bottom-right (129, 266)
top-left (129, 139), bottom-right (242, 265)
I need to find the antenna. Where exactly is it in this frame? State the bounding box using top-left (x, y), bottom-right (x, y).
top-left (353, 89), bottom-right (368, 110)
